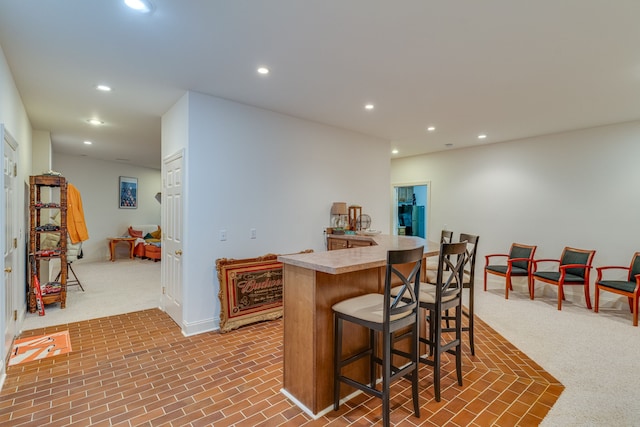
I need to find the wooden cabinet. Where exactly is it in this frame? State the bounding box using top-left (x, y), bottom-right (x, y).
top-left (327, 237), bottom-right (348, 250)
top-left (327, 235), bottom-right (374, 250)
top-left (29, 175), bottom-right (68, 312)
top-left (397, 186), bottom-right (414, 203)
top-left (348, 239), bottom-right (374, 248)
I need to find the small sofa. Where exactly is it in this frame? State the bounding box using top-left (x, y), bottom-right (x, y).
top-left (127, 224), bottom-right (161, 260)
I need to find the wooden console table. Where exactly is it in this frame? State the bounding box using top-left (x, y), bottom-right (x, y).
top-left (108, 237), bottom-right (136, 261)
top-left (278, 235), bottom-right (438, 417)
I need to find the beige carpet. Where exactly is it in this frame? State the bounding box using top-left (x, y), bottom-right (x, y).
top-left (22, 258), bottom-right (160, 331)
top-left (477, 280), bottom-right (640, 426)
top-left (20, 261), bottom-right (640, 425)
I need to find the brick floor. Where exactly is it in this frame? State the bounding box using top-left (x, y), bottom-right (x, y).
top-left (0, 309), bottom-right (562, 426)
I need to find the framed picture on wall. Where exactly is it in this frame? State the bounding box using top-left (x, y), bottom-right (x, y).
top-left (119, 176), bottom-right (138, 209)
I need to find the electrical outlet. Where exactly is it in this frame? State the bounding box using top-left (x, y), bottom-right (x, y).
top-left (250, 228), bottom-right (257, 239)
top-left (219, 229), bottom-right (227, 241)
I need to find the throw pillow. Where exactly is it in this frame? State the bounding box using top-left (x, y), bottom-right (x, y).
top-left (150, 226), bottom-right (162, 239)
top-left (128, 227), bottom-right (143, 238)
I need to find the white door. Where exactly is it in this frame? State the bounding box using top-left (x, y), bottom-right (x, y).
top-left (2, 126), bottom-right (18, 366)
top-left (162, 151), bottom-right (184, 328)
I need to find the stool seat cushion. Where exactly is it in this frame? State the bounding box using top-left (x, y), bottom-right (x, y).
top-left (332, 293), bottom-right (411, 323)
top-left (417, 282), bottom-right (460, 304)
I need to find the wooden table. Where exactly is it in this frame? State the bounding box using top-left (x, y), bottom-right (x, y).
top-left (278, 235), bottom-right (439, 418)
top-left (108, 237), bottom-right (137, 261)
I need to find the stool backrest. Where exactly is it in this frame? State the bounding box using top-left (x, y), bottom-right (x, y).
top-left (441, 230), bottom-right (453, 243)
top-left (386, 246), bottom-right (424, 321)
top-left (459, 233), bottom-right (479, 286)
top-left (435, 241), bottom-right (468, 303)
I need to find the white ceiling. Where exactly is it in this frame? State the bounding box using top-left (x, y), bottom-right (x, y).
top-left (1, 1), bottom-right (640, 170)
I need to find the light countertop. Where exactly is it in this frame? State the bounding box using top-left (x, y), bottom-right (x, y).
top-left (278, 234), bottom-right (439, 275)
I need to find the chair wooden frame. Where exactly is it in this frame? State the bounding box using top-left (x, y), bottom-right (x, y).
top-left (484, 243), bottom-right (537, 299)
top-left (333, 246), bottom-right (424, 427)
top-left (594, 252), bottom-right (640, 326)
top-left (532, 247), bottom-right (596, 310)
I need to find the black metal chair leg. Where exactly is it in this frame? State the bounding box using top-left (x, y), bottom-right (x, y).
top-left (333, 316), bottom-right (342, 411)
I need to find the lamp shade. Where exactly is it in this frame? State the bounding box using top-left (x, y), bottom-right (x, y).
top-left (331, 202), bottom-right (347, 215)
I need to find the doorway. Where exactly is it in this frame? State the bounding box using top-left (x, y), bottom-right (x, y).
top-left (394, 184), bottom-right (429, 238)
top-left (2, 125), bottom-right (19, 374)
top-left (162, 150), bottom-right (184, 328)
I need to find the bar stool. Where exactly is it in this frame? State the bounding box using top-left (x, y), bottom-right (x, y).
top-left (424, 229), bottom-right (453, 277)
top-left (333, 246), bottom-right (424, 427)
top-left (416, 241), bottom-right (467, 401)
top-left (430, 233), bottom-right (479, 355)
top-left (456, 233), bottom-right (479, 355)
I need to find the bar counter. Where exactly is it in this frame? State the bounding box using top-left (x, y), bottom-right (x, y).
top-left (278, 235), bottom-right (439, 418)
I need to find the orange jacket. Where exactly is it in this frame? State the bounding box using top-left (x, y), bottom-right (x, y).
top-left (67, 183), bottom-right (89, 243)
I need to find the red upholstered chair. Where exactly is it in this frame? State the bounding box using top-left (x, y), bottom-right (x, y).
top-left (531, 247), bottom-right (596, 310)
top-left (595, 252), bottom-right (640, 326)
top-left (484, 243), bottom-right (537, 299)
top-left (134, 243), bottom-right (146, 258)
top-left (145, 245), bottom-right (161, 261)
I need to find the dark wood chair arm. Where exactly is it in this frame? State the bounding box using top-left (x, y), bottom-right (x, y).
top-left (507, 257), bottom-right (533, 264)
top-left (484, 253), bottom-right (508, 264)
top-left (558, 264), bottom-right (593, 282)
top-left (558, 263), bottom-right (592, 271)
top-left (596, 265), bottom-right (630, 282)
top-left (533, 258), bottom-right (559, 264)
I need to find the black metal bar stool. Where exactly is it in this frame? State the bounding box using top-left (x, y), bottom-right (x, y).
top-left (333, 245), bottom-right (423, 427)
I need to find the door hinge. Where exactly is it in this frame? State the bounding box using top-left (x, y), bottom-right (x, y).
top-left (14, 310), bottom-right (17, 321)
top-left (13, 238), bottom-right (17, 249)
top-left (13, 163), bottom-right (17, 177)
top-left (162, 287), bottom-right (166, 295)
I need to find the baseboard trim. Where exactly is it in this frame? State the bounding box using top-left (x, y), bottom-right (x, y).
top-left (181, 315), bottom-right (219, 337)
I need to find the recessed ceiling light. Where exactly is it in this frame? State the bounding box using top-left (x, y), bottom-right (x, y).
top-left (364, 103), bottom-right (375, 110)
top-left (124, 0), bottom-right (153, 13)
top-left (95, 84), bottom-right (112, 92)
top-left (83, 141), bottom-right (92, 145)
top-left (257, 67), bottom-right (270, 75)
top-left (426, 126), bottom-right (436, 132)
top-left (478, 134), bottom-right (487, 140)
top-left (87, 119), bottom-right (104, 125)
top-left (391, 149), bottom-right (399, 154)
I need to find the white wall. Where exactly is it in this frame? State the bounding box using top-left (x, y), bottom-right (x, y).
top-left (391, 120), bottom-right (640, 307)
top-left (164, 91), bottom-right (391, 334)
top-left (32, 130), bottom-right (52, 174)
top-left (53, 153), bottom-right (161, 262)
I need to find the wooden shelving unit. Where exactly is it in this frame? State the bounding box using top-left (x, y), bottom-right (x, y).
top-left (29, 175), bottom-right (68, 312)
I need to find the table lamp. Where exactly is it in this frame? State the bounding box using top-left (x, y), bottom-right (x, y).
top-left (330, 202), bottom-right (348, 229)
